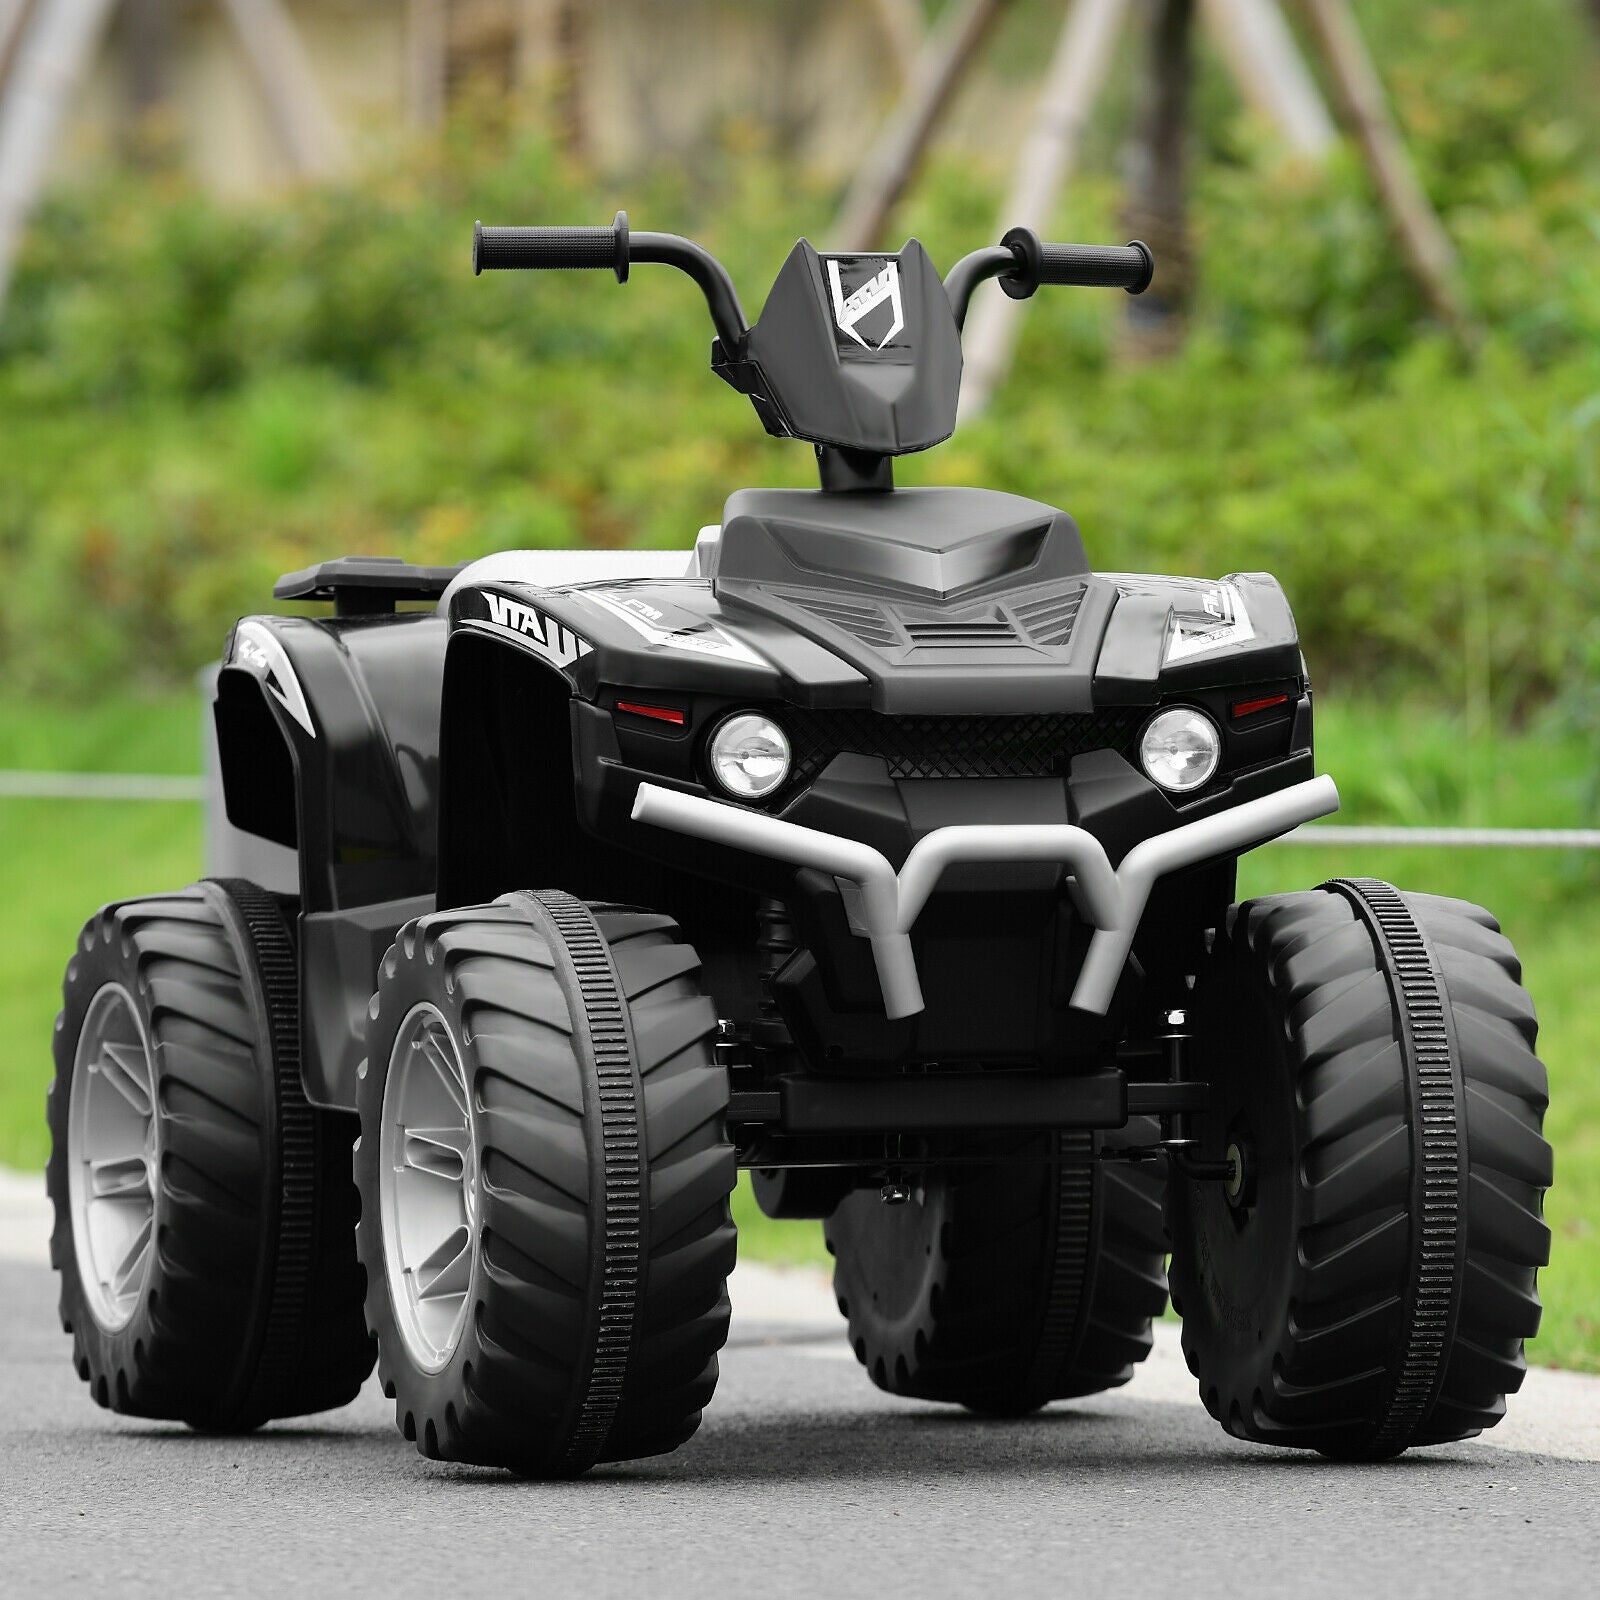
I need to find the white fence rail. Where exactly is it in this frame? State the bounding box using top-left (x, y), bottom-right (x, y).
top-left (0, 771), bottom-right (207, 802)
top-left (2, 770), bottom-right (1597, 848)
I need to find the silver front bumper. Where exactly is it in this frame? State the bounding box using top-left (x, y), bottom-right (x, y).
top-left (631, 774), bottom-right (1340, 1020)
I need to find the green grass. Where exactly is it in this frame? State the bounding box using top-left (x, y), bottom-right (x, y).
top-left (0, 697), bottom-right (206, 1168)
top-left (1, 692), bottom-right (1594, 1369)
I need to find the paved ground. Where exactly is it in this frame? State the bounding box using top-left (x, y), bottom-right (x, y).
top-left (4, 1170), bottom-right (1598, 1599)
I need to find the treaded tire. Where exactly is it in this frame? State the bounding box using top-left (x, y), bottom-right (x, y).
top-left (1168, 883), bottom-right (1551, 1458)
top-left (355, 892), bottom-right (736, 1476)
top-left (46, 881), bottom-right (374, 1431)
top-left (825, 1125), bottom-right (1168, 1414)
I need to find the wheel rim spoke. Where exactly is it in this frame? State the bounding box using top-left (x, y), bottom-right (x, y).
top-left (108, 1216), bottom-right (153, 1299)
top-left (88, 1154), bottom-right (151, 1200)
top-left (415, 1227), bottom-right (472, 1302)
top-left (380, 1004), bottom-right (480, 1372)
top-left (68, 985), bottom-right (159, 1332)
top-left (403, 1126), bottom-right (468, 1181)
top-left (97, 1041), bottom-right (153, 1117)
top-left (418, 1029), bottom-right (468, 1118)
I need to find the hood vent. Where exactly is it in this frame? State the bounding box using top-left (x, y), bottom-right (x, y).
top-left (790, 593), bottom-right (899, 649)
top-left (1012, 587), bottom-right (1084, 648)
top-left (903, 617), bottom-right (1017, 647)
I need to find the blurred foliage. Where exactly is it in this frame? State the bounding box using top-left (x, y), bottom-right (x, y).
top-left (0, 1), bottom-right (1595, 745)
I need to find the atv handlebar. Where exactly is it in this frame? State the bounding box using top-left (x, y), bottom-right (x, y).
top-left (473, 210), bottom-right (749, 349)
top-left (943, 228), bottom-right (1154, 328)
top-left (474, 214), bottom-right (1152, 343)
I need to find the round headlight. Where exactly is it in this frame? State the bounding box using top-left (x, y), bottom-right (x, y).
top-left (708, 713), bottom-right (791, 800)
top-left (1139, 707), bottom-right (1221, 794)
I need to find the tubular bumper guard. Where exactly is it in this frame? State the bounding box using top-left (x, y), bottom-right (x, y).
top-left (631, 774), bottom-right (1340, 1020)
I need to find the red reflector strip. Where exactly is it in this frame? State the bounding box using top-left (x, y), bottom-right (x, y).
top-left (616, 700), bottom-right (686, 726)
top-left (1231, 693), bottom-right (1290, 719)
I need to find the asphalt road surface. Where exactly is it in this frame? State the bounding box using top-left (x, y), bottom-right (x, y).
top-left (4, 1172), bottom-right (1598, 1600)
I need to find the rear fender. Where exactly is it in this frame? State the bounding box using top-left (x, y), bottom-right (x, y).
top-left (215, 612), bottom-right (447, 914)
top-left (216, 613), bottom-right (447, 1110)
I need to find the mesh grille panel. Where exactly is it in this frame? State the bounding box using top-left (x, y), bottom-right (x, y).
top-left (781, 709), bottom-right (1142, 783)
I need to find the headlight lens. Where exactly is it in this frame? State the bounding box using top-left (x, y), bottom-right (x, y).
top-left (708, 713), bottom-right (791, 800)
top-left (1139, 707), bottom-right (1221, 794)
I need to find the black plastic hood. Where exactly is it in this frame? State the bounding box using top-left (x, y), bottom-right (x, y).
top-left (713, 486), bottom-right (1086, 600)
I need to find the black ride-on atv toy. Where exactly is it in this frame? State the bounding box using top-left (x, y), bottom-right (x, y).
top-left (47, 214), bottom-right (1550, 1472)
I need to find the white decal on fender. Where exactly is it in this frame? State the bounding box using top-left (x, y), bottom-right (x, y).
top-left (476, 591), bottom-right (592, 668)
top-left (582, 590), bottom-right (767, 667)
top-left (231, 620), bottom-right (315, 738)
top-left (1163, 583), bottom-right (1255, 664)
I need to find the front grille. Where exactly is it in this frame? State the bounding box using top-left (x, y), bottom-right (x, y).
top-left (780, 709), bottom-right (1143, 783)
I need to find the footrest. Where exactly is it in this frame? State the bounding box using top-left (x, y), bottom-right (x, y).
top-left (274, 556), bottom-right (466, 616)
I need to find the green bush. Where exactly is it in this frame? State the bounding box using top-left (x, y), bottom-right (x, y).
top-left (0, 5), bottom-right (1596, 736)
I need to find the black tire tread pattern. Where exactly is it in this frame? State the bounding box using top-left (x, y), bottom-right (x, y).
top-left (1171, 886), bottom-right (1549, 1457)
top-left (46, 884), bottom-right (372, 1431)
top-left (356, 895), bottom-right (735, 1475)
top-left (826, 1125), bottom-right (1168, 1413)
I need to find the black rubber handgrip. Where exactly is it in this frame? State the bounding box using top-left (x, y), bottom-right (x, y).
top-left (1037, 241), bottom-right (1153, 292)
top-left (999, 228), bottom-right (1154, 298)
top-left (473, 212), bottom-right (630, 280)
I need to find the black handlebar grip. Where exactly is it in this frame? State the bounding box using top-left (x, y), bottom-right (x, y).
top-left (999, 228), bottom-right (1154, 298)
top-left (473, 211), bottom-right (631, 281)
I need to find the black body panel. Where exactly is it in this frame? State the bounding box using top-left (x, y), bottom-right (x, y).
top-left (219, 477), bottom-right (1313, 1105)
top-left (1092, 571), bottom-right (1303, 701)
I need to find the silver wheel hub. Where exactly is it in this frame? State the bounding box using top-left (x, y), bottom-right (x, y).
top-left (379, 1003), bottom-right (479, 1373)
top-left (68, 984), bottom-right (158, 1332)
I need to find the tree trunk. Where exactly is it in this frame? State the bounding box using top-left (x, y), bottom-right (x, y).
top-left (832, 0), bottom-right (1011, 252)
top-left (405, 0), bottom-right (448, 129)
top-left (959, 0), bottom-right (1134, 419)
top-left (218, 0), bottom-right (349, 178)
top-left (117, 0), bottom-right (176, 162)
top-left (867, 0), bottom-right (927, 83)
top-left (1201, 0), bottom-right (1334, 159)
top-left (0, 0), bottom-right (37, 92)
top-left (1292, 0), bottom-right (1475, 343)
top-left (0, 0), bottom-right (121, 309)
top-left (1121, 0), bottom-right (1195, 361)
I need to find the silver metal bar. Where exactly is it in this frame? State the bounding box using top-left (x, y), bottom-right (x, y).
top-left (1070, 773), bottom-right (1340, 1010)
top-left (631, 774), bottom-right (1341, 1020)
top-left (897, 824), bottom-right (1122, 929)
top-left (1271, 824), bottom-right (1600, 849)
top-left (629, 781), bottom-right (921, 1014)
top-left (0, 771), bottom-right (205, 801)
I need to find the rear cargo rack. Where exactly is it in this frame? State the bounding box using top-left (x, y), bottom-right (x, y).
top-left (274, 556), bottom-right (466, 617)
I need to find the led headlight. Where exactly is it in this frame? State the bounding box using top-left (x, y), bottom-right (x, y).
top-left (708, 713), bottom-right (791, 800)
top-left (1139, 706), bottom-right (1221, 794)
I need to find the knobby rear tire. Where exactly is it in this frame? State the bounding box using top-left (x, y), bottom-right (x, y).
top-left (826, 1125), bottom-right (1169, 1415)
top-left (47, 881), bottom-right (373, 1432)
